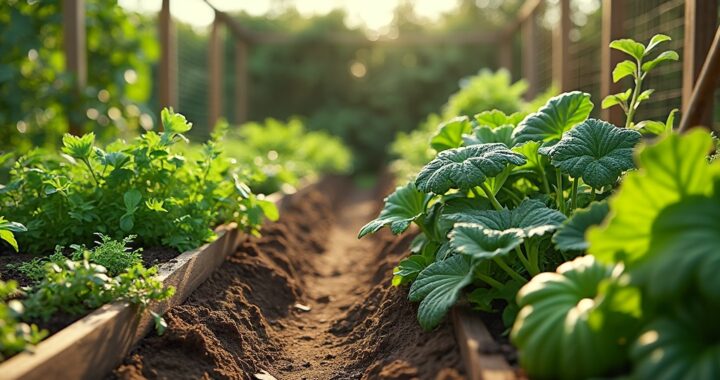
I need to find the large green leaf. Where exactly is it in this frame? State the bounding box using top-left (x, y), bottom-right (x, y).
top-left (359, 182), bottom-right (432, 238)
top-left (449, 223), bottom-right (523, 260)
top-left (415, 144), bottom-right (526, 194)
top-left (463, 125), bottom-right (515, 147)
top-left (588, 130), bottom-right (716, 265)
top-left (610, 39), bottom-right (646, 61)
top-left (553, 201), bottom-right (609, 252)
top-left (473, 110), bottom-right (525, 128)
top-left (513, 92), bottom-right (594, 145)
top-left (392, 255), bottom-right (432, 286)
top-left (409, 255), bottom-right (474, 330)
top-left (512, 255), bottom-right (641, 380)
top-left (446, 199), bottom-right (566, 239)
top-left (546, 119), bottom-right (641, 188)
top-left (430, 116), bottom-right (472, 152)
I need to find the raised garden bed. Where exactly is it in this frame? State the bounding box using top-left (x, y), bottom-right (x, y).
top-left (0, 182), bottom-right (309, 380)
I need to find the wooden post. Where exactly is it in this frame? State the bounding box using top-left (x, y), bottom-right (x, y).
top-left (499, 34), bottom-right (513, 75)
top-left (553, 0), bottom-right (571, 91)
top-left (208, 13), bottom-right (223, 130)
top-left (600, 0), bottom-right (625, 127)
top-left (681, 0), bottom-right (717, 129)
top-left (522, 13), bottom-right (539, 99)
top-left (234, 40), bottom-right (248, 124)
top-left (62, 0), bottom-right (86, 135)
top-left (679, 27), bottom-right (720, 131)
top-left (158, 0), bottom-right (176, 130)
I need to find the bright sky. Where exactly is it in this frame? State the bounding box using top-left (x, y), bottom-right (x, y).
top-left (119, 0), bottom-right (462, 32)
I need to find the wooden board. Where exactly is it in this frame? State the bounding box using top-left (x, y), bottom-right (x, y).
top-left (451, 307), bottom-right (517, 380)
top-left (0, 183), bottom-right (312, 380)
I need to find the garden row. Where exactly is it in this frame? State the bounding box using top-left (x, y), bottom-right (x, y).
top-left (0, 109), bottom-right (351, 375)
top-left (365, 34), bottom-right (719, 379)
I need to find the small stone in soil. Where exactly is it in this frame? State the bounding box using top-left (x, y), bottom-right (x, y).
top-left (302, 361), bottom-right (312, 368)
top-left (316, 295), bottom-right (332, 303)
top-left (299, 335), bottom-right (313, 341)
top-left (294, 303), bottom-right (312, 312)
top-left (324, 353), bottom-right (336, 360)
top-left (253, 370), bottom-right (277, 380)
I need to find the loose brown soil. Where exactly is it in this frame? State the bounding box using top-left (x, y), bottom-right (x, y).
top-left (113, 183), bottom-right (464, 379)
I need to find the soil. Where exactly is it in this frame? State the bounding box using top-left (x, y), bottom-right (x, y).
top-left (113, 182), bottom-right (465, 380)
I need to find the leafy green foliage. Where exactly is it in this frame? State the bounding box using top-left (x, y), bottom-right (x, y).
top-left (545, 119), bottom-right (641, 188)
top-left (553, 201), bottom-right (609, 251)
top-left (0, 280), bottom-right (46, 360)
top-left (222, 118), bottom-right (352, 195)
top-left (415, 144), bottom-right (526, 194)
top-left (603, 34), bottom-right (679, 129)
top-left (2, 109), bottom-right (275, 254)
top-left (430, 117), bottom-right (472, 152)
top-left (512, 256), bottom-right (641, 380)
top-left (23, 256), bottom-right (174, 322)
top-left (449, 223), bottom-right (523, 260)
top-left (513, 91), bottom-right (594, 145)
top-left (69, 234), bottom-right (142, 276)
top-left (359, 182), bottom-right (432, 238)
top-left (408, 255), bottom-right (474, 331)
top-left (0, 217), bottom-right (26, 252)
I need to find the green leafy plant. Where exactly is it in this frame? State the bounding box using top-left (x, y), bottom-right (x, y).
top-left (69, 234), bottom-right (142, 276)
top-left (602, 34), bottom-right (679, 129)
top-left (2, 108), bottom-right (276, 254)
top-left (0, 280), bottom-right (46, 360)
top-left (0, 217), bottom-right (26, 252)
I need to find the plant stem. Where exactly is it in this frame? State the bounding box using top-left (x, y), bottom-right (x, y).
top-left (527, 243), bottom-right (541, 275)
top-left (624, 63), bottom-right (644, 129)
top-left (82, 159), bottom-right (100, 187)
top-left (476, 273), bottom-right (504, 289)
top-left (493, 256), bottom-right (527, 283)
top-left (537, 164), bottom-right (551, 195)
top-left (515, 246), bottom-right (537, 276)
top-left (570, 177), bottom-right (579, 211)
top-left (478, 183), bottom-right (503, 211)
top-left (500, 187), bottom-right (522, 206)
top-left (590, 187), bottom-right (596, 202)
top-left (555, 170), bottom-right (565, 214)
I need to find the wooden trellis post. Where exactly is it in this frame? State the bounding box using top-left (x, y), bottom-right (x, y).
top-left (208, 12), bottom-right (224, 130)
top-left (499, 34), bottom-right (513, 74)
top-left (522, 12), bottom-right (539, 99)
top-left (62, 0), bottom-right (86, 135)
top-left (681, 0), bottom-right (718, 129)
top-left (600, 0), bottom-right (625, 127)
top-left (234, 40), bottom-right (248, 124)
top-left (158, 0), bottom-right (176, 130)
top-left (680, 27), bottom-right (720, 131)
top-left (553, 0), bottom-right (571, 92)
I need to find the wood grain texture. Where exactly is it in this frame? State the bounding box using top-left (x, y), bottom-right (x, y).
top-left (680, 26), bottom-right (720, 131)
top-left (451, 307), bottom-right (517, 380)
top-left (681, 0), bottom-right (718, 129)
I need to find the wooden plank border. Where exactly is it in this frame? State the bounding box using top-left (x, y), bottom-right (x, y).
top-left (451, 307), bottom-right (517, 380)
top-left (0, 183), bottom-right (315, 380)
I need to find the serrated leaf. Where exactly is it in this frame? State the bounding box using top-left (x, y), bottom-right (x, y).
top-left (446, 199), bottom-right (566, 239)
top-left (415, 144), bottom-right (526, 194)
top-left (514, 92), bottom-right (594, 145)
top-left (392, 255), bottom-right (432, 286)
top-left (473, 110), bottom-right (525, 128)
top-left (610, 39), bottom-right (645, 61)
top-left (430, 116), bottom-right (472, 151)
top-left (409, 255), bottom-right (474, 330)
top-left (463, 125), bottom-right (515, 147)
top-left (553, 201), bottom-right (609, 251)
top-left (359, 182), bottom-right (432, 238)
top-left (545, 119), bottom-right (641, 188)
top-left (641, 50), bottom-right (679, 72)
top-left (161, 108), bottom-right (192, 134)
top-left (588, 130), bottom-right (717, 266)
top-left (449, 223), bottom-right (523, 260)
top-left (613, 60), bottom-right (637, 82)
top-left (61, 133), bottom-right (95, 160)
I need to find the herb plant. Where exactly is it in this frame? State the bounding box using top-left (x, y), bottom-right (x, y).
top-left (0, 280), bottom-right (46, 360)
top-left (360, 34), bottom-right (676, 335)
top-left (2, 108), bottom-right (277, 254)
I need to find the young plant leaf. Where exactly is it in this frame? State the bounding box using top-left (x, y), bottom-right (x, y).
top-left (601, 89), bottom-right (632, 110)
top-left (644, 34), bottom-right (672, 53)
top-left (61, 133), bottom-right (96, 160)
top-left (588, 129), bottom-right (716, 266)
top-left (545, 119), bottom-right (642, 188)
top-left (609, 39), bottom-right (645, 61)
top-left (613, 60), bottom-right (637, 82)
top-left (514, 92), bottom-right (594, 145)
top-left (552, 201), bottom-right (610, 251)
top-left (392, 255), bottom-right (432, 286)
top-left (446, 199), bottom-right (566, 239)
top-left (449, 223), bottom-right (523, 260)
top-left (473, 110), bottom-right (525, 128)
top-left (359, 182), bottom-right (432, 238)
top-left (415, 144), bottom-right (526, 194)
top-left (161, 108), bottom-right (192, 134)
top-left (641, 50), bottom-right (679, 72)
top-left (463, 125), bottom-right (515, 148)
top-left (409, 255), bottom-right (474, 330)
top-left (430, 116), bottom-right (472, 151)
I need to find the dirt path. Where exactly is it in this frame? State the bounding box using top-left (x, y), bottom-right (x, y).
top-left (114, 181), bottom-right (464, 380)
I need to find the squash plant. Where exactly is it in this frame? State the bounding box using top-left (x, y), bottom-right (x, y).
top-left (359, 33), bottom-right (676, 337)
